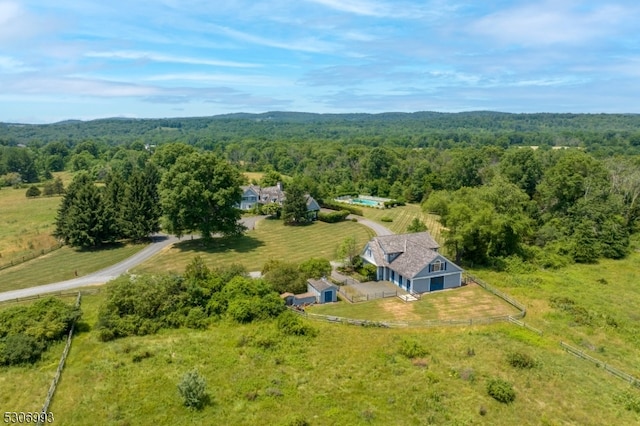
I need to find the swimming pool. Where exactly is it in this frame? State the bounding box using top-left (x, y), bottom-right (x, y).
top-left (351, 198), bottom-right (380, 207)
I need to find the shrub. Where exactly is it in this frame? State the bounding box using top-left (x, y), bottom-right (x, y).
top-left (383, 199), bottom-right (405, 208)
top-left (361, 263), bottom-right (378, 281)
top-left (615, 390), bottom-right (640, 413)
top-left (185, 307), bottom-right (208, 329)
top-left (398, 338), bottom-right (428, 359)
top-left (0, 334), bottom-right (45, 365)
top-left (177, 369), bottom-right (210, 410)
top-left (380, 216), bottom-right (393, 222)
top-left (277, 311), bottom-right (318, 337)
top-left (486, 378), bottom-right (516, 403)
top-left (318, 210), bottom-right (350, 223)
top-left (406, 217), bottom-right (427, 233)
top-left (25, 185), bottom-right (41, 198)
top-left (320, 201), bottom-right (363, 216)
top-left (507, 351), bottom-right (536, 369)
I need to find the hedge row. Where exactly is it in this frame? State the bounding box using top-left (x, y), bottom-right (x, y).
top-left (383, 199), bottom-right (405, 208)
top-left (321, 201), bottom-right (364, 216)
top-left (318, 210), bottom-right (350, 223)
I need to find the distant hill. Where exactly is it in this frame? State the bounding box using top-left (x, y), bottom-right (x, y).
top-left (1, 111), bottom-right (640, 147)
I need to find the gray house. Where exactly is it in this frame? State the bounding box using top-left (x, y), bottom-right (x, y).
top-left (361, 232), bottom-right (462, 294)
top-left (239, 182), bottom-right (320, 219)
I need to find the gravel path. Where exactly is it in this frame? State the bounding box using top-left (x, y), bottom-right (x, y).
top-left (0, 215), bottom-right (390, 302)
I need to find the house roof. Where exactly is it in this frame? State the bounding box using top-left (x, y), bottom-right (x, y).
top-left (308, 278), bottom-right (336, 292)
top-left (241, 183), bottom-right (319, 211)
top-left (365, 232), bottom-right (446, 279)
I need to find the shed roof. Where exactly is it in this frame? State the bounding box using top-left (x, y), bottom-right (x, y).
top-left (308, 278), bottom-right (336, 292)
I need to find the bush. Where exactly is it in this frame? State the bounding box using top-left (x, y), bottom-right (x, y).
top-left (398, 338), bottom-right (428, 359)
top-left (0, 334), bottom-right (45, 365)
top-left (507, 351), bottom-right (536, 369)
top-left (486, 378), bottom-right (516, 403)
top-left (383, 199), bottom-right (405, 208)
top-left (177, 369), bottom-right (210, 410)
top-left (320, 201), bottom-right (363, 216)
top-left (380, 216), bottom-right (393, 222)
top-left (318, 210), bottom-right (350, 223)
top-left (185, 307), bottom-right (208, 329)
top-left (361, 263), bottom-right (378, 281)
top-left (25, 185), bottom-right (41, 198)
top-left (277, 311), bottom-right (317, 337)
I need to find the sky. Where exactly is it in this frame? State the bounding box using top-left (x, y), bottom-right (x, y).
top-left (1, 0), bottom-right (639, 123)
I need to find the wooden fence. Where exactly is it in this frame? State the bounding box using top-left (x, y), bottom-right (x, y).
top-left (0, 243), bottom-right (64, 271)
top-left (37, 292), bottom-right (82, 425)
top-left (0, 288), bottom-right (101, 306)
top-left (291, 307), bottom-right (529, 330)
top-left (464, 273), bottom-right (527, 319)
top-left (560, 342), bottom-right (640, 388)
top-left (337, 286), bottom-right (398, 303)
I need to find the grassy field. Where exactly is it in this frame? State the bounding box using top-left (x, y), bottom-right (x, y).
top-left (0, 243), bottom-right (146, 293)
top-left (469, 245), bottom-right (640, 378)
top-left (360, 203), bottom-right (444, 243)
top-left (308, 283), bottom-right (520, 323)
top-left (0, 288), bottom-right (632, 425)
top-left (134, 219), bottom-right (375, 274)
top-left (0, 172), bottom-right (73, 266)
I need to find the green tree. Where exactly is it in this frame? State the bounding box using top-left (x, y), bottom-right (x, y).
top-left (262, 259), bottom-right (305, 294)
top-left (336, 236), bottom-right (359, 271)
top-left (298, 258), bottom-right (332, 279)
top-left (260, 168), bottom-right (282, 187)
top-left (406, 217), bottom-right (427, 233)
top-left (54, 173), bottom-right (114, 248)
top-left (160, 152), bottom-right (245, 239)
top-left (120, 163), bottom-right (161, 240)
top-left (282, 181), bottom-right (310, 225)
top-left (499, 148), bottom-right (542, 198)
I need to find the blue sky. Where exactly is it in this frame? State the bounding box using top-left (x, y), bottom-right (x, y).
top-left (1, 0), bottom-right (639, 123)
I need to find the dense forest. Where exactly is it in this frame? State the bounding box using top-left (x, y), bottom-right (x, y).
top-left (1, 111), bottom-right (639, 268)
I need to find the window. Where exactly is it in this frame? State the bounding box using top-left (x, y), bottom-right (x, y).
top-left (431, 260), bottom-right (443, 272)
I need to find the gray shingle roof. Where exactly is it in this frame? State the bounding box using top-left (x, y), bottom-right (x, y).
top-left (364, 232), bottom-right (444, 278)
top-left (308, 278), bottom-right (336, 292)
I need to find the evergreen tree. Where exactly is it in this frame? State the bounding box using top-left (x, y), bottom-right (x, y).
top-left (103, 170), bottom-right (126, 239)
top-left (54, 173), bottom-right (114, 248)
top-left (281, 181), bottom-right (310, 225)
top-left (120, 163), bottom-right (161, 240)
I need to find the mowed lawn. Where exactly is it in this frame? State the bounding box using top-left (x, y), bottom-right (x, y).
top-left (0, 243), bottom-right (146, 293)
top-left (360, 203), bottom-right (444, 243)
top-left (309, 283), bottom-right (520, 323)
top-left (134, 219), bottom-right (375, 274)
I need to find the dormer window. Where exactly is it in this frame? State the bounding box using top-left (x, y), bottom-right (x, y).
top-left (430, 260), bottom-right (444, 272)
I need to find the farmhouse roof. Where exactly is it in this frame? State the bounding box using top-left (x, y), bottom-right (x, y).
top-left (367, 232), bottom-right (442, 279)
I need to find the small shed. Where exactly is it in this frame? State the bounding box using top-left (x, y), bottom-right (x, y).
top-left (307, 278), bottom-right (338, 304)
top-left (292, 292), bottom-right (316, 306)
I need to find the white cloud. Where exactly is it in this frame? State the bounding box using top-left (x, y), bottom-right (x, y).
top-left (211, 25), bottom-right (337, 53)
top-left (85, 50), bottom-right (260, 68)
top-left (471, 2), bottom-right (631, 46)
top-left (0, 55), bottom-right (34, 73)
top-left (145, 72), bottom-right (292, 87)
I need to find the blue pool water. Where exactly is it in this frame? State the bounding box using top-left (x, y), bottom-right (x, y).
top-left (352, 198), bottom-right (379, 207)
